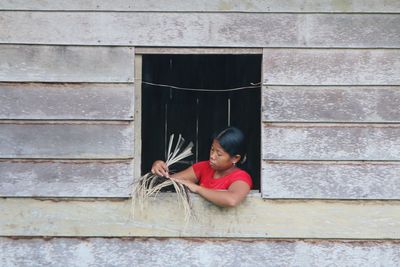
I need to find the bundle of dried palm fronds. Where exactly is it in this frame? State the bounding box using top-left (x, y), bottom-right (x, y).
top-left (131, 134), bottom-right (195, 222)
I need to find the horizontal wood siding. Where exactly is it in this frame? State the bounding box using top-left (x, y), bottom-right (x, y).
top-left (262, 124), bottom-right (400, 160)
top-left (0, 160), bottom-right (134, 197)
top-left (1, 196), bottom-right (399, 238)
top-left (0, 83), bottom-right (134, 120)
top-left (262, 47), bottom-right (400, 199)
top-left (0, 122), bottom-right (134, 158)
top-left (1, 0), bottom-right (399, 249)
top-left (262, 161), bottom-right (400, 199)
top-left (2, 0), bottom-right (400, 12)
top-left (1, 238), bottom-right (400, 267)
top-left (263, 49), bottom-right (400, 85)
top-left (1, 13), bottom-right (399, 47)
top-left (0, 45), bottom-right (136, 197)
top-left (262, 86), bottom-right (400, 123)
top-left (0, 45), bottom-right (134, 82)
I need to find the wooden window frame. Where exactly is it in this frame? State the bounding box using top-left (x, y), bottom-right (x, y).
top-left (134, 47), bottom-right (263, 193)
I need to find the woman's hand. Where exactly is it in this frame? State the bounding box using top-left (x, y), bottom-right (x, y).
top-left (151, 160), bottom-right (169, 177)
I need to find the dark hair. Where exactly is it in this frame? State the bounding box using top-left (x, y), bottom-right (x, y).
top-left (214, 127), bottom-right (246, 162)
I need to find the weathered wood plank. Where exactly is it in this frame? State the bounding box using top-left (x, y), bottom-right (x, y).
top-left (263, 49), bottom-right (400, 85)
top-left (0, 45), bottom-right (134, 82)
top-left (1, 0), bottom-right (399, 12)
top-left (1, 197), bottom-right (399, 238)
top-left (262, 86), bottom-right (400, 122)
top-left (136, 47), bottom-right (263, 54)
top-left (0, 159), bottom-right (134, 197)
top-left (0, 83), bottom-right (134, 120)
top-left (1, 238), bottom-right (400, 267)
top-left (0, 122), bottom-right (134, 158)
top-left (1, 13), bottom-right (399, 47)
top-left (262, 124), bottom-right (400, 160)
top-left (262, 161), bottom-right (400, 199)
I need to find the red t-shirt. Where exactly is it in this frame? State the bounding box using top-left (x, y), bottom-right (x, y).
top-left (192, 161), bottom-right (252, 190)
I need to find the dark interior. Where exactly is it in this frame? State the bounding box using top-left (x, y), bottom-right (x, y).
top-left (141, 54), bottom-right (261, 190)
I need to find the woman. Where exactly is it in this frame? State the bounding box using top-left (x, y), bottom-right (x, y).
top-left (151, 127), bottom-right (252, 207)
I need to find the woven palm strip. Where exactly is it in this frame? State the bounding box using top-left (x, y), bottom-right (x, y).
top-left (131, 134), bottom-right (195, 222)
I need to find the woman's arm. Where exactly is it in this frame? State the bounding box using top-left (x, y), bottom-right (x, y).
top-left (151, 160), bottom-right (198, 183)
top-left (170, 166), bottom-right (198, 183)
top-left (153, 160), bottom-right (250, 207)
top-left (174, 179), bottom-right (250, 208)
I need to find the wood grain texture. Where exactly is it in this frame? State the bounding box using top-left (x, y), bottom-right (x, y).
top-left (1, 0), bottom-right (399, 12)
top-left (263, 49), bottom-right (400, 85)
top-left (1, 196), bottom-right (399, 238)
top-left (262, 124), bottom-right (400, 160)
top-left (0, 122), bottom-right (134, 158)
top-left (1, 238), bottom-right (400, 267)
top-left (1, 13), bottom-right (399, 47)
top-left (0, 83), bottom-right (134, 120)
top-left (136, 47), bottom-right (262, 54)
top-left (262, 161), bottom-right (400, 199)
top-left (0, 45), bottom-right (134, 82)
top-left (0, 159), bottom-right (134, 197)
top-left (262, 86), bottom-right (400, 122)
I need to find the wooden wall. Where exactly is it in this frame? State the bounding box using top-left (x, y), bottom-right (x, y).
top-left (0, 45), bottom-right (135, 200)
top-left (0, 1), bottom-right (399, 265)
top-left (261, 49), bottom-right (400, 198)
top-left (2, 238), bottom-right (400, 267)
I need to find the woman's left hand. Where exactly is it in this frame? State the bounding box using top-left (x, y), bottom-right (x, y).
top-left (171, 178), bottom-right (200, 193)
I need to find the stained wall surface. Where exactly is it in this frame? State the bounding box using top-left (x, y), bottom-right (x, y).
top-left (0, 1), bottom-right (399, 266)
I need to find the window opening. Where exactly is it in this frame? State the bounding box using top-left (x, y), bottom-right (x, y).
top-left (141, 54), bottom-right (261, 190)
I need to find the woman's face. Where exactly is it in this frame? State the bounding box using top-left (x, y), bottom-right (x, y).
top-left (209, 139), bottom-right (237, 171)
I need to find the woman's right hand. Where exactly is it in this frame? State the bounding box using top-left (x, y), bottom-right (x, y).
top-left (151, 160), bottom-right (169, 177)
